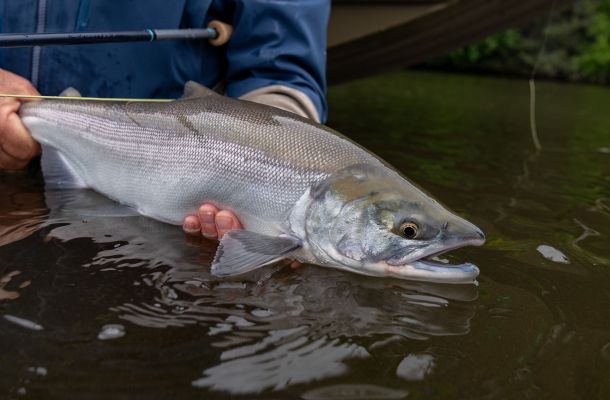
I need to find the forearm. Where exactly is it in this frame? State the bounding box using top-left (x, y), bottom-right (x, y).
top-left (225, 0), bottom-right (330, 123)
top-left (239, 85), bottom-right (320, 122)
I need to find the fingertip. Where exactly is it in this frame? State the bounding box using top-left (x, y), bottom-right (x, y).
top-left (215, 210), bottom-right (240, 239)
top-left (183, 215), bottom-right (201, 235)
top-left (232, 214), bottom-right (243, 230)
top-left (198, 203), bottom-right (219, 215)
top-left (198, 203), bottom-right (218, 239)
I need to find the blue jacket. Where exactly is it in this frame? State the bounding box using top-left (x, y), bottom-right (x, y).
top-left (0, 0), bottom-right (329, 121)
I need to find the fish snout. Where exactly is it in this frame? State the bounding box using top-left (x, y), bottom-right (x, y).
top-left (444, 218), bottom-right (486, 246)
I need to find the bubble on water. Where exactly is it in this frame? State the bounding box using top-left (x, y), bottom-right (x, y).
top-left (97, 324), bottom-right (125, 340)
top-left (536, 245), bottom-right (570, 264)
top-left (396, 353), bottom-right (435, 381)
top-left (301, 384), bottom-right (408, 400)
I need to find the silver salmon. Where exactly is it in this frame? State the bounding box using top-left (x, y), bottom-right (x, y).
top-left (19, 82), bottom-right (485, 283)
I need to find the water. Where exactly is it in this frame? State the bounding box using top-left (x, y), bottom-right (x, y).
top-left (1, 70), bottom-right (609, 399)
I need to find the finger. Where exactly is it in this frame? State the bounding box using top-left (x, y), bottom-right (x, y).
top-left (10, 84), bottom-right (40, 100)
top-left (0, 100), bottom-right (40, 162)
top-left (1, 113), bottom-right (40, 160)
top-left (0, 149), bottom-right (28, 170)
top-left (0, 96), bottom-right (20, 116)
top-left (0, 69), bottom-right (40, 98)
top-left (198, 204), bottom-right (219, 239)
top-left (183, 214), bottom-right (201, 236)
top-left (215, 210), bottom-right (242, 239)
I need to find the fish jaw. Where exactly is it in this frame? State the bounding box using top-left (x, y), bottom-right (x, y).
top-left (383, 260), bottom-right (480, 284)
top-left (301, 244), bottom-right (481, 284)
top-left (353, 226), bottom-right (485, 284)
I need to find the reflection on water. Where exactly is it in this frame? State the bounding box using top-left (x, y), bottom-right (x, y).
top-left (1, 70), bottom-right (610, 399)
top-left (52, 190), bottom-right (479, 394)
top-left (0, 181), bottom-right (480, 397)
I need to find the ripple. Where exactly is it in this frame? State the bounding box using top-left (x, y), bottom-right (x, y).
top-left (3, 187), bottom-right (481, 395)
top-left (301, 384), bottom-right (408, 400)
top-left (0, 270), bottom-right (27, 301)
top-left (192, 334), bottom-right (370, 394)
top-left (3, 314), bottom-right (44, 331)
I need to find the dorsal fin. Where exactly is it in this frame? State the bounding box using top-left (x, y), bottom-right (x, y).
top-left (59, 87), bottom-right (82, 97)
top-left (180, 81), bottom-right (217, 100)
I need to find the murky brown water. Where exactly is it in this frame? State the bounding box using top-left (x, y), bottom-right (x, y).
top-left (1, 70), bottom-right (609, 399)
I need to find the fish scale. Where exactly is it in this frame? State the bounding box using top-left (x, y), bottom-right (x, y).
top-left (21, 87), bottom-right (382, 233)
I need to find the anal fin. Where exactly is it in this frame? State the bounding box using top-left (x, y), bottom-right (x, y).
top-left (211, 231), bottom-right (301, 277)
top-left (41, 145), bottom-right (87, 190)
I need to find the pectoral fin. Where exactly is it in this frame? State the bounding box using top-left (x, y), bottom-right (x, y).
top-left (211, 231), bottom-right (301, 277)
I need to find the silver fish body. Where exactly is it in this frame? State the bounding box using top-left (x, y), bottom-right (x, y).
top-left (20, 83), bottom-right (484, 283)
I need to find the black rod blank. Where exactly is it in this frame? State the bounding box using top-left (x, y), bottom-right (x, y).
top-left (0, 28), bottom-right (218, 48)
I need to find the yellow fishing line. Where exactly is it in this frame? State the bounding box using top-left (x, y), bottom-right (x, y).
top-left (0, 93), bottom-right (173, 102)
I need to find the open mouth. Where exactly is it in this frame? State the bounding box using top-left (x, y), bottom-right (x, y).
top-left (384, 240), bottom-right (483, 284)
top-left (387, 236), bottom-right (484, 267)
top-left (385, 257), bottom-right (480, 284)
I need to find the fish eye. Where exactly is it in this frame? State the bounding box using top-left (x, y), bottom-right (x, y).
top-left (400, 222), bottom-right (419, 239)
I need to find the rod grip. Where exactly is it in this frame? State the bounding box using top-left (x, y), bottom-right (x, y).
top-left (208, 20), bottom-right (233, 46)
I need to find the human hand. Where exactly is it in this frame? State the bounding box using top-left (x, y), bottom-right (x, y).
top-left (183, 204), bottom-right (243, 240)
top-left (0, 69), bottom-right (41, 170)
top-left (183, 204), bottom-right (301, 269)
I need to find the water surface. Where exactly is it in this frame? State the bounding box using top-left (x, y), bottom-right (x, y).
top-left (1, 70), bottom-right (609, 399)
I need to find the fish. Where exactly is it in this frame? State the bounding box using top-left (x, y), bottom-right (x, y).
top-left (19, 81), bottom-right (485, 284)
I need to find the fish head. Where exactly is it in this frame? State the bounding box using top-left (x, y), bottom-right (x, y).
top-left (304, 164), bottom-right (485, 283)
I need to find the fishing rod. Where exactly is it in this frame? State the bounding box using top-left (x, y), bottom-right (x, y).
top-left (0, 20), bottom-right (232, 102)
top-left (0, 20), bottom-right (233, 48)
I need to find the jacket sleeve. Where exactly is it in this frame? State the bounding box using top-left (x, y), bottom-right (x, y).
top-left (224, 0), bottom-right (330, 122)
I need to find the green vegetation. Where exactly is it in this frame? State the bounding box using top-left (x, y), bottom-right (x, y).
top-left (429, 0), bottom-right (610, 83)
